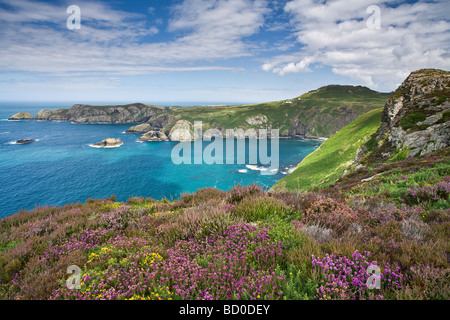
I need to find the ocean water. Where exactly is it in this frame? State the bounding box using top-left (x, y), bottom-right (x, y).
top-left (0, 102), bottom-right (321, 218)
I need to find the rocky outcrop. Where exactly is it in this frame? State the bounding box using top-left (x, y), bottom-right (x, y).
top-left (147, 113), bottom-right (175, 131)
top-left (9, 112), bottom-right (34, 120)
top-left (168, 120), bottom-right (201, 141)
top-left (36, 103), bottom-right (166, 124)
top-left (91, 138), bottom-right (123, 148)
top-left (16, 139), bottom-right (36, 144)
top-left (246, 115), bottom-right (267, 125)
top-left (139, 131), bottom-right (169, 142)
top-left (376, 69), bottom-right (449, 158)
top-left (126, 123), bottom-right (153, 134)
top-left (284, 107), bottom-right (360, 138)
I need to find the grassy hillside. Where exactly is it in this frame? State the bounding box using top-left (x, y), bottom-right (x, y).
top-left (271, 108), bottom-right (383, 192)
top-left (169, 85), bottom-right (388, 137)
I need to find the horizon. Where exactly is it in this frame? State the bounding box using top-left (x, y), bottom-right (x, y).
top-left (0, 0), bottom-right (449, 104)
top-left (0, 83), bottom-right (395, 108)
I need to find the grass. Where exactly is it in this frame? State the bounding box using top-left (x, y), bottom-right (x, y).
top-left (270, 108), bottom-right (383, 192)
top-left (169, 85), bottom-right (387, 137)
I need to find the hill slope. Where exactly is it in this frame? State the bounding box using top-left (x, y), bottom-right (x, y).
top-left (270, 108), bottom-right (383, 192)
top-left (271, 68), bottom-right (450, 193)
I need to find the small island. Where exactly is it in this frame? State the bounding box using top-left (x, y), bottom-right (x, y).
top-left (90, 138), bottom-right (123, 148)
top-left (9, 112), bottom-right (34, 120)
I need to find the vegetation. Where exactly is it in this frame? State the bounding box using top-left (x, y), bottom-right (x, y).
top-left (271, 108), bottom-right (383, 192)
top-left (0, 145), bottom-right (448, 300)
top-left (168, 85), bottom-right (388, 137)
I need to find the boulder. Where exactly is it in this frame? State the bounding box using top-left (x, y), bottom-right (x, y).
top-left (91, 138), bottom-right (123, 148)
top-left (9, 112), bottom-right (34, 120)
top-left (139, 131), bottom-right (169, 142)
top-left (126, 123), bottom-right (153, 133)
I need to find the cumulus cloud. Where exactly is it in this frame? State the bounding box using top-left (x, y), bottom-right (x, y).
top-left (262, 0), bottom-right (450, 91)
top-left (0, 0), bottom-right (269, 75)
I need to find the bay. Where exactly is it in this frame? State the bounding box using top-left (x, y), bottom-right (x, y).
top-left (0, 102), bottom-right (321, 218)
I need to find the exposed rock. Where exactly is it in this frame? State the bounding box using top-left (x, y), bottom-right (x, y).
top-left (9, 112), bottom-right (34, 120)
top-left (91, 138), bottom-right (123, 148)
top-left (16, 139), bottom-right (36, 144)
top-left (246, 115), bottom-right (267, 125)
top-left (147, 113), bottom-right (175, 131)
top-left (377, 69), bottom-right (450, 157)
top-left (139, 131), bottom-right (169, 142)
top-left (126, 123), bottom-right (153, 133)
top-left (168, 120), bottom-right (200, 141)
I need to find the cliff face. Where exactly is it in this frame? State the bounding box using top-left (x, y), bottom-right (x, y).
top-left (285, 107), bottom-right (361, 138)
top-left (36, 103), bottom-right (166, 124)
top-left (373, 69), bottom-right (449, 159)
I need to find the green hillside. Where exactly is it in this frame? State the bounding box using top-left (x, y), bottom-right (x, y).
top-left (169, 85), bottom-right (388, 137)
top-left (271, 107), bottom-right (383, 192)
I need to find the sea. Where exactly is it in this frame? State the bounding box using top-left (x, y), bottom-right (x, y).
top-left (0, 102), bottom-right (322, 219)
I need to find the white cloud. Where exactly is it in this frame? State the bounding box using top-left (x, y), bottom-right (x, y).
top-left (262, 0), bottom-right (450, 91)
top-left (0, 0), bottom-right (269, 75)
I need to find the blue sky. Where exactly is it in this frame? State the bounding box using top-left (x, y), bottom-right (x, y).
top-left (0, 0), bottom-right (449, 105)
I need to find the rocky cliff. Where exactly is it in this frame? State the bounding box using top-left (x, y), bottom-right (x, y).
top-left (356, 69), bottom-right (449, 163)
top-left (35, 103), bottom-right (165, 124)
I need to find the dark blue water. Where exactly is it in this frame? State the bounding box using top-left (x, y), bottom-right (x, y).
top-left (0, 102), bottom-right (321, 218)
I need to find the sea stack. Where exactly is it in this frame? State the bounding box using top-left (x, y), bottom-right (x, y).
top-left (9, 112), bottom-right (34, 120)
top-left (91, 138), bottom-right (123, 148)
top-left (139, 131), bottom-right (169, 142)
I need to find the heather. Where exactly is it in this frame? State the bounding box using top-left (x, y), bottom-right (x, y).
top-left (0, 149), bottom-right (449, 300)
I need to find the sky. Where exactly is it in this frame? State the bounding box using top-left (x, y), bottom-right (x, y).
top-left (0, 0), bottom-right (449, 105)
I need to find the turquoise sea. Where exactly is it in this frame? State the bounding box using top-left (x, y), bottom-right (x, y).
top-left (0, 102), bottom-right (322, 218)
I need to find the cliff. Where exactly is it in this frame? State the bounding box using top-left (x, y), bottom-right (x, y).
top-left (35, 103), bottom-right (166, 124)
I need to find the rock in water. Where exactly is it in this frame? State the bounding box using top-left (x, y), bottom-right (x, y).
top-left (139, 131), bottom-right (169, 142)
top-left (91, 138), bottom-right (123, 148)
top-left (126, 123), bottom-right (153, 133)
top-left (15, 139), bottom-right (36, 144)
top-left (9, 112), bottom-right (34, 120)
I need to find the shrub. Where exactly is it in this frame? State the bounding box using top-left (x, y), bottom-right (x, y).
top-left (302, 197), bottom-right (358, 235)
top-left (404, 179), bottom-right (450, 205)
top-left (234, 196), bottom-right (297, 222)
top-left (226, 183), bottom-right (263, 204)
top-left (399, 113), bottom-right (427, 130)
top-left (156, 202), bottom-right (239, 245)
top-left (312, 250), bottom-right (405, 300)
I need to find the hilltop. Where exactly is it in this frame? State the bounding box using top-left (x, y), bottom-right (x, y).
top-left (29, 85), bottom-right (388, 140)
